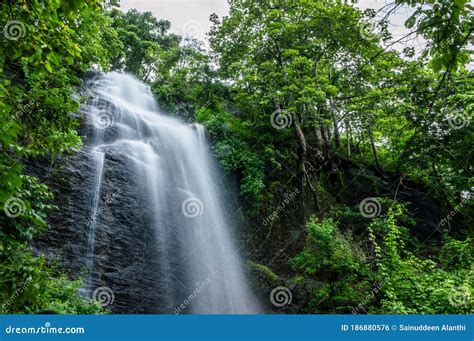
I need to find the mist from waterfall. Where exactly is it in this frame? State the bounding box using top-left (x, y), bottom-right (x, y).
top-left (82, 72), bottom-right (259, 314)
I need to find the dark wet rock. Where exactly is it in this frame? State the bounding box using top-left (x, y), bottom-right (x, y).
top-left (245, 261), bottom-right (307, 314)
top-left (27, 146), bottom-right (169, 313)
top-left (28, 73), bottom-right (260, 314)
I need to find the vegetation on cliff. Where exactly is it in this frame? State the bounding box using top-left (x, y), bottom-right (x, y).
top-left (0, 0), bottom-right (472, 313)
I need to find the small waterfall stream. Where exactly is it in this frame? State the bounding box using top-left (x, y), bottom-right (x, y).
top-left (85, 150), bottom-right (105, 280)
top-left (82, 72), bottom-right (258, 313)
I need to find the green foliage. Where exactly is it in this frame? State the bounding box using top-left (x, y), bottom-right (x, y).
top-left (0, 0), bottom-right (472, 315)
top-left (108, 9), bottom-right (180, 80)
top-left (0, 241), bottom-right (104, 314)
top-left (157, 0), bottom-right (471, 314)
top-left (196, 107), bottom-right (265, 207)
top-left (291, 218), bottom-right (367, 277)
top-left (291, 217), bottom-right (370, 312)
top-left (0, 0), bottom-right (111, 314)
top-left (369, 207), bottom-right (473, 314)
top-left (292, 205), bottom-right (472, 313)
top-left (396, 0), bottom-right (473, 73)
top-left (439, 234), bottom-right (473, 270)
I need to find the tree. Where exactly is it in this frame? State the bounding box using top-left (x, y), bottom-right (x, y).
top-left (107, 9), bottom-right (180, 80)
top-left (393, 0), bottom-right (473, 73)
top-left (0, 0), bottom-right (111, 313)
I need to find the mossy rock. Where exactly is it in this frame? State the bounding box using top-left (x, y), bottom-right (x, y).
top-left (246, 260), bottom-right (285, 291)
top-left (246, 260), bottom-right (287, 312)
top-left (246, 261), bottom-right (312, 313)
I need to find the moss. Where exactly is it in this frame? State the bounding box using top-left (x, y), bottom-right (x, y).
top-left (246, 260), bottom-right (285, 290)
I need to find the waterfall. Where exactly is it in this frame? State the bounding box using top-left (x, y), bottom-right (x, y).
top-left (81, 72), bottom-right (259, 314)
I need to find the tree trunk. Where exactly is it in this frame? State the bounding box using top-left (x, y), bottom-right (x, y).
top-left (346, 120), bottom-right (351, 157)
top-left (314, 127), bottom-right (324, 158)
top-left (329, 96), bottom-right (341, 148)
top-left (293, 113), bottom-right (308, 223)
top-left (368, 128), bottom-right (380, 169)
top-left (293, 114), bottom-right (308, 162)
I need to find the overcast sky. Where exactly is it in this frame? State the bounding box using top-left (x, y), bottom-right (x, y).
top-left (119, 0), bottom-right (423, 51)
top-left (119, 0), bottom-right (229, 39)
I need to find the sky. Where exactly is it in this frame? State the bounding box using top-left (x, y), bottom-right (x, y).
top-left (119, 0), bottom-right (229, 40)
top-left (118, 0), bottom-right (417, 48)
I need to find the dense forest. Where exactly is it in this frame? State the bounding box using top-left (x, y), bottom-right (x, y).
top-left (0, 0), bottom-right (472, 314)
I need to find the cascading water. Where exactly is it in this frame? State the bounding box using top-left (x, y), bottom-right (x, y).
top-left (81, 72), bottom-right (259, 314)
